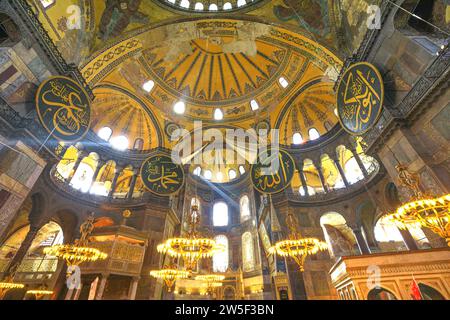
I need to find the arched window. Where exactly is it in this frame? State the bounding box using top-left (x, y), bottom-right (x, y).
top-left (239, 165), bottom-right (246, 175)
top-left (0, 13), bottom-right (20, 44)
top-left (279, 77), bottom-right (289, 88)
top-left (134, 138), bottom-right (144, 151)
top-left (250, 100), bottom-right (259, 111)
top-left (213, 202), bottom-right (228, 226)
top-left (142, 80), bottom-right (154, 93)
top-left (209, 4), bottom-right (218, 11)
top-left (309, 128), bottom-right (320, 140)
top-left (228, 169), bottom-right (237, 180)
top-left (203, 170), bottom-right (212, 180)
top-left (374, 218), bottom-right (404, 242)
top-left (242, 232), bottom-right (255, 272)
top-left (70, 153), bottom-right (99, 193)
top-left (223, 2), bottom-right (232, 10)
top-left (292, 132), bottom-right (303, 145)
top-left (110, 135), bottom-right (129, 151)
top-left (98, 127), bottom-right (112, 141)
top-left (180, 0), bottom-right (190, 8)
top-left (213, 235), bottom-right (229, 272)
top-left (240, 195), bottom-right (250, 222)
top-left (193, 166), bottom-right (201, 176)
top-left (237, 0), bottom-right (246, 7)
top-left (194, 2), bottom-right (204, 10)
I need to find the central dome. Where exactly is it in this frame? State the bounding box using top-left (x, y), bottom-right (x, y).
top-left (141, 36), bottom-right (288, 105)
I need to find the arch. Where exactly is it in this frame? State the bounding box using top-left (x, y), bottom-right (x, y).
top-left (213, 235), bottom-right (228, 272)
top-left (0, 13), bottom-right (21, 45)
top-left (223, 286), bottom-right (236, 300)
top-left (194, 2), bottom-right (204, 10)
top-left (112, 165), bottom-right (134, 198)
top-left (418, 283), bottom-right (445, 300)
top-left (134, 138), bottom-right (144, 151)
top-left (223, 2), bottom-right (232, 10)
top-left (336, 145), bottom-right (364, 184)
top-left (320, 154), bottom-right (343, 191)
top-left (70, 152), bottom-right (99, 193)
top-left (308, 128), bottom-right (320, 140)
top-left (367, 287), bottom-right (397, 300)
top-left (90, 160), bottom-right (116, 196)
top-left (55, 146), bottom-right (79, 180)
top-left (385, 182), bottom-right (401, 210)
top-left (213, 202), bottom-right (228, 226)
top-left (240, 195), bottom-right (250, 222)
top-left (302, 159), bottom-right (323, 195)
top-left (98, 127), bottom-right (113, 141)
top-left (320, 212), bottom-right (358, 258)
top-left (242, 232), bottom-right (255, 272)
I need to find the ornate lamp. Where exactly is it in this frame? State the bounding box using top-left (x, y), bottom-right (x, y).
top-left (157, 204), bottom-right (223, 271)
top-left (150, 264), bottom-right (190, 292)
top-left (384, 165), bottom-right (450, 246)
top-left (43, 214), bottom-right (108, 272)
top-left (269, 212), bottom-right (328, 272)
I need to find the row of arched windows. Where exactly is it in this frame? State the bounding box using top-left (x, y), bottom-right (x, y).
top-left (97, 127), bottom-right (144, 151)
top-left (292, 128), bottom-right (321, 145)
top-left (167, 0), bottom-right (249, 11)
top-left (210, 195), bottom-right (250, 227)
top-left (212, 232), bottom-right (255, 273)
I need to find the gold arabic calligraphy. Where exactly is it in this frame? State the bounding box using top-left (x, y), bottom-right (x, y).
top-left (342, 69), bottom-right (381, 132)
top-left (146, 162), bottom-right (181, 190)
top-left (41, 80), bottom-right (89, 136)
top-left (254, 153), bottom-right (291, 192)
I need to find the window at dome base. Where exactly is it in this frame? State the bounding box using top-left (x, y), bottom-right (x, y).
top-left (213, 202), bottom-right (228, 227)
top-left (159, 0), bottom-right (263, 12)
top-left (110, 136), bottom-right (129, 151)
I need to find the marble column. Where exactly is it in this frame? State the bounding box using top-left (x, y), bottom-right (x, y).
top-left (108, 167), bottom-right (122, 198)
top-left (296, 160), bottom-right (309, 196)
top-left (68, 151), bottom-right (85, 181)
top-left (352, 227), bottom-right (371, 255)
top-left (90, 160), bottom-right (105, 190)
top-left (126, 170), bottom-right (139, 199)
top-left (316, 164), bottom-right (329, 193)
top-left (95, 274), bottom-right (109, 300)
top-left (331, 156), bottom-right (349, 187)
top-left (5, 223), bottom-right (41, 275)
top-left (350, 147), bottom-right (368, 178)
top-left (128, 277), bottom-right (140, 300)
top-left (398, 228), bottom-right (419, 250)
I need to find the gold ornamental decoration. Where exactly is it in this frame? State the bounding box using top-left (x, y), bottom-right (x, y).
top-left (336, 62), bottom-right (384, 136)
top-left (36, 76), bottom-right (91, 142)
top-left (383, 165), bottom-right (450, 246)
top-left (43, 214), bottom-right (107, 271)
top-left (269, 212), bottom-right (327, 272)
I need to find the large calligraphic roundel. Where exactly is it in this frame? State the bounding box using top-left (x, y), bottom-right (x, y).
top-left (251, 148), bottom-right (296, 194)
top-left (36, 76), bottom-right (91, 142)
top-left (140, 154), bottom-right (185, 196)
top-left (336, 62), bottom-right (384, 136)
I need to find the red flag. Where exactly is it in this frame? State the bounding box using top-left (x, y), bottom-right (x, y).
top-left (410, 278), bottom-right (422, 300)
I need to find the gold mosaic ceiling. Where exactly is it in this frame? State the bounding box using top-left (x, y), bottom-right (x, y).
top-left (29, 0), bottom-right (351, 151)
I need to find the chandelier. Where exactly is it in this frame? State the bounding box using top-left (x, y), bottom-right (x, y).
top-left (269, 212), bottom-right (328, 272)
top-left (26, 285), bottom-right (54, 300)
top-left (384, 165), bottom-right (450, 246)
top-left (43, 214), bottom-right (107, 271)
top-left (157, 204), bottom-right (223, 270)
top-left (150, 264), bottom-right (190, 292)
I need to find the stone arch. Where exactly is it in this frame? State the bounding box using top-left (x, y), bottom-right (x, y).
top-left (418, 283), bottom-right (446, 300)
top-left (367, 287), bottom-right (398, 300)
top-left (355, 200), bottom-right (377, 249)
top-left (0, 12), bottom-right (21, 44)
top-left (320, 212), bottom-right (358, 258)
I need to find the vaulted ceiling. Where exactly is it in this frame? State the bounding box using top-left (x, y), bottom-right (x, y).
top-left (29, 0), bottom-right (375, 152)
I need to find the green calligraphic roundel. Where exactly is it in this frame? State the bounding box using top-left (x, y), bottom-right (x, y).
top-left (36, 76), bottom-right (91, 142)
top-left (251, 148), bottom-right (296, 194)
top-left (336, 62), bottom-right (384, 135)
top-left (140, 154), bottom-right (185, 196)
